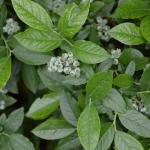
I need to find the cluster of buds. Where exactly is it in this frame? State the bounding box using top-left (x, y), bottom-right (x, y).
top-left (132, 98), bottom-right (147, 113)
top-left (111, 48), bottom-right (122, 65)
top-left (0, 101), bottom-right (5, 110)
top-left (47, 52), bottom-right (80, 78)
top-left (3, 18), bottom-right (20, 35)
top-left (96, 16), bottom-right (110, 42)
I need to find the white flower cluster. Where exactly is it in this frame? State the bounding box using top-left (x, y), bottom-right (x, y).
top-left (47, 52), bottom-right (80, 78)
top-left (0, 101), bottom-right (5, 110)
top-left (111, 48), bottom-right (122, 65)
top-left (3, 18), bottom-right (20, 35)
top-left (96, 16), bottom-right (110, 42)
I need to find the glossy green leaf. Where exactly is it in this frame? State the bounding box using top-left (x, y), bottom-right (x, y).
top-left (119, 110), bottom-right (150, 138)
top-left (140, 15), bottom-right (150, 42)
top-left (32, 118), bottom-right (76, 140)
top-left (114, 0), bottom-right (150, 19)
top-left (86, 72), bottom-right (113, 101)
top-left (11, 0), bottom-right (52, 31)
top-left (15, 29), bottom-right (62, 52)
top-left (109, 23), bottom-right (145, 45)
top-left (77, 105), bottom-right (101, 150)
top-left (102, 89), bottom-right (126, 113)
top-left (22, 65), bottom-right (40, 93)
top-left (26, 93), bottom-right (59, 120)
top-left (58, 1), bottom-right (90, 38)
top-left (73, 40), bottom-right (110, 64)
top-left (114, 74), bottom-right (133, 88)
top-left (115, 131), bottom-right (144, 150)
top-left (13, 45), bottom-right (51, 65)
top-left (0, 57), bottom-right (11, 89)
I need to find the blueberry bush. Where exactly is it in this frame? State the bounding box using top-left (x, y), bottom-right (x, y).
top-left (0, 0), bottom-right (150, 149)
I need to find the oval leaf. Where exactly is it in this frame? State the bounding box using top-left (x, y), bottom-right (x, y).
top-left (58, 1), bottom-right (90, 38)
top-left (60, 91), bottom-right (80, 126)
top-left (73, 40), bottom-right (110, 64)
top-left (26, 93), bottom-right (59, 120)
top-left (77, 105), bottom-right (101, 150)
top-left (115, 131), bottom-right (144, 150)
top-left (13, 45), bottom-right (51, 65)
top-left (119, 110), bottom-right (150, 138)
top-left (32, 118), bottom-right (76, 140)
top-left (109, 23), bottom-right (145, 45)
top-left (11, 0), bottom-right (52, 31)
top-left (15, 29), bottom-right (62, 52)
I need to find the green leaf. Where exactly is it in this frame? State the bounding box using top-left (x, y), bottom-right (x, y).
top-left (0, 93), bottom-right (16, 108)
top-left (26, 93), bottom-right (59, 120)
top-left (9, 134), bottom-right (35, 150)
top-left (140, 15), bottom-right (150, 42)
top-left (86, 72), bottom-right (113, 101)
top-left (15, 29), bottom-right (62, 52)
top-left (60, 91), bottom-right (80, 126)
top-left (125, 61), bottom-right (136, 76)
top-left (11, 0), bottom-right (52, 31)
top-left (62, 75), bottom-right (86, 86)
top-left (32, 118), bottom-right (76, 140)
top-left (119, 110), bottom-right (150, 138)
top-left (58, 1), bottom-right (90, 38)
top-left (140, 66), bottom-right (150, 91)
top-left (38, 67), bottom-right (71, 92)
top-left (5, 108), bottom-right (24, 133)
top-left (73, 40), bottom-right (110, 64)
top-left (22, 65), bottom-right (40, 93)
top-left (13, 45), bottom-right (51, 65)
top-left (119, 48), bottom-right (149, 71)
top-left (95, 125), bottom-right (114, 150)
top-left (0, 57), bottom-right (11, 89)
top-left (115, 131), bottom-right (144, 150)
top-left (56, 134), bottom-right (80, 150)
top-left (113, 74), bottom-right (133, 88)
top-left (102, 89), bottom-right (126, 113)
top-left (109, 23), bottom-right (145, 45)
top-left (77, 105), bottom-right (101, 150)
top-left (114, 0), bottom-right (150, 19)
top-left (0, 134), bottom-right (12, 150)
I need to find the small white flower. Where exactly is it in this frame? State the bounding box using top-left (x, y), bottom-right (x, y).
top-left (111, 48), bottom-right (121, 59)
top-left (64, 67), bottom-right (71, 74)
top-left (0, 101), bottom-right (5, 110)
top-left (73, 60), bottom-right (80, 67)
top-left (3, 18), bottom-right (20, 35)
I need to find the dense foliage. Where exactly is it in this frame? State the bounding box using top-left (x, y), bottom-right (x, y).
top-left (0, 0), bottom-right (150, 149)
